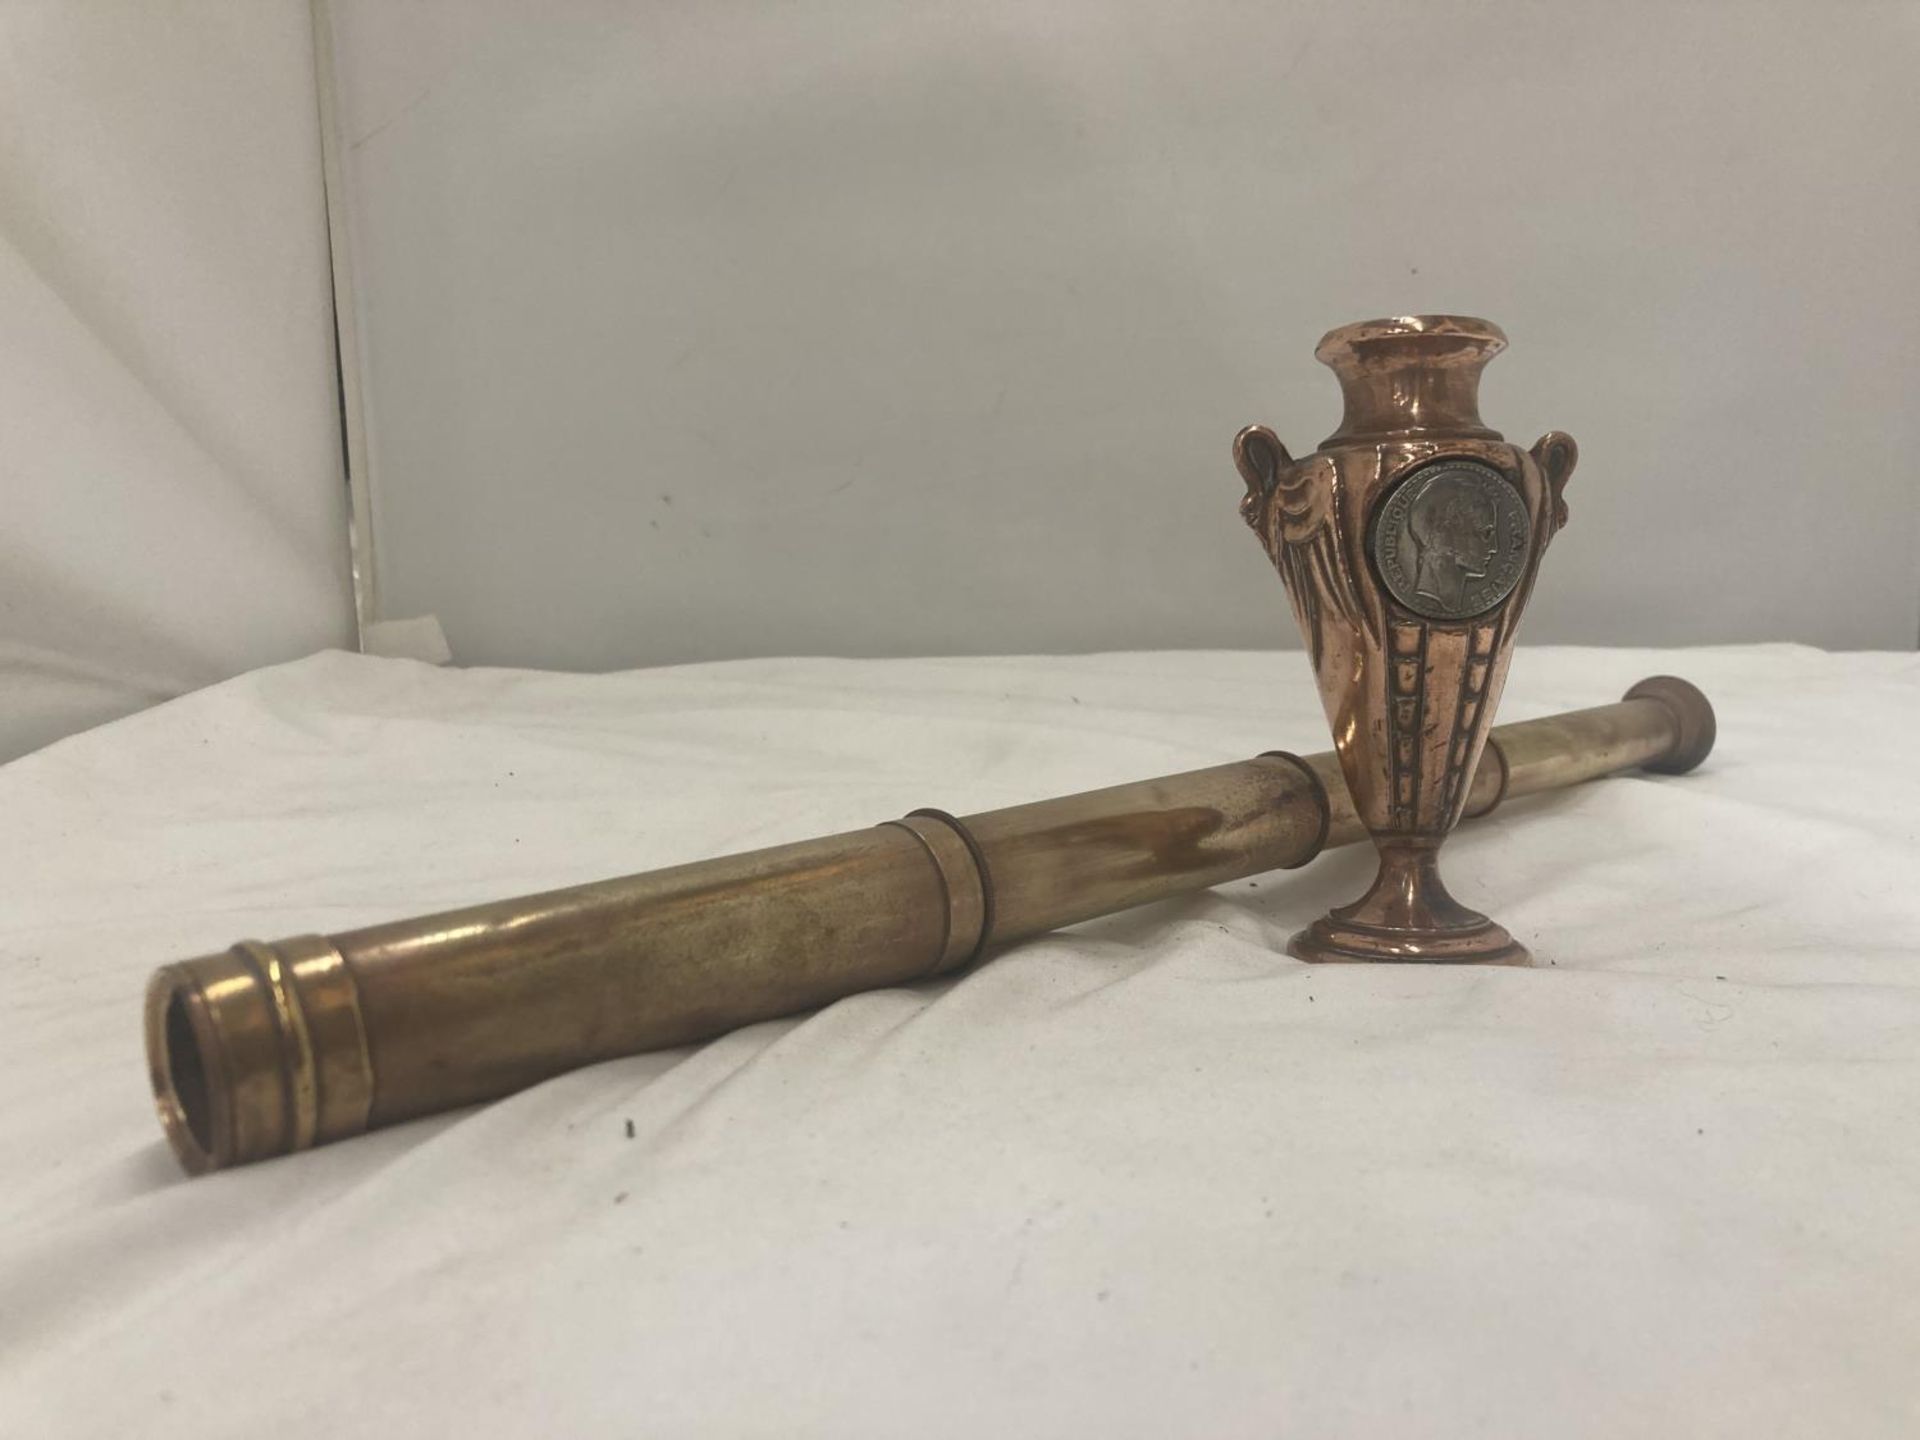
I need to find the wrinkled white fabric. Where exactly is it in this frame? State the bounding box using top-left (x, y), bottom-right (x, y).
top-left (2, 645), bottom-right (1916, 1437)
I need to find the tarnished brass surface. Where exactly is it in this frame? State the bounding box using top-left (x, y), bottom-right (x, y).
top-left (1240, 315), bottom-right (1583, 967)
top-left (146, 680), bottom-right (1712, 1174)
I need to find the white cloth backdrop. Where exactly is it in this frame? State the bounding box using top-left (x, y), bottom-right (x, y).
top-left (0, 1), bottom-right (356, 765)
top-left (2, 644), bottom-right (1916, 1436)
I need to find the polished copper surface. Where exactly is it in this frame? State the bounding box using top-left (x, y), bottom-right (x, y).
top-left (1239, 315), bottom-right (1582, 966)
top-left (145, 680), bottom-right (1713, 1174)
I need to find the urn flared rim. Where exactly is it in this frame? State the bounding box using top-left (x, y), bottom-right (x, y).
top-left (1315, 315), bottom-right (1508, 373)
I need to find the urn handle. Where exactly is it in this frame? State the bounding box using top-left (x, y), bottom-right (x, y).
top-left (1233, 424), bottom-right (1292, 528)
top-left (1530, 430), bottom-right (1578, 530)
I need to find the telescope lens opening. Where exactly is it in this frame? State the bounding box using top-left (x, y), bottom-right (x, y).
top-left (164, 989), bottom-right (214, 1155)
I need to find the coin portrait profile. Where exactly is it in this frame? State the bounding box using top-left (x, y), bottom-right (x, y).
top-left (1370, 460), bottom-right (1530, 620)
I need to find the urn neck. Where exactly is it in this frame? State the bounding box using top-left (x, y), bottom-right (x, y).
top-left (1315, 315), bottom-right (1507, 446)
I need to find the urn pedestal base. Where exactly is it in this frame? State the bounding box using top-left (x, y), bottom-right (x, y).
top-left (1286, 842), bottom-right (1532, 967)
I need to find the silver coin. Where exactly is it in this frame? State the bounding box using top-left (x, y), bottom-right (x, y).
top-left (1370, 460), bottom-right (1530, 621)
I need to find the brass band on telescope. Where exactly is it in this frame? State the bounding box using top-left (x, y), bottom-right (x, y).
top-left (146, 678), bottom-right (1714, 1175)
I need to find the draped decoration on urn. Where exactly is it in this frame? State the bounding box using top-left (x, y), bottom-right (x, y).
top-left (1237, 315), bottom-right (1577, 965)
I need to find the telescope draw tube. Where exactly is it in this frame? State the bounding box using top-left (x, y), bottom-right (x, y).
top-left (146, 676), bottom-right (1714, 1174)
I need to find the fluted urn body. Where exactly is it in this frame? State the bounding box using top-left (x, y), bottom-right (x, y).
top-left (1237, 316), bottom-right (1576, 964)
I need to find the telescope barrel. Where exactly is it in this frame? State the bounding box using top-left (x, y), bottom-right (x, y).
top-left (146, 676), bottom-right (1713, 1174)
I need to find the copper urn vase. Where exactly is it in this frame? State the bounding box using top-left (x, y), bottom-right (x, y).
top-left (1237, 315), bottom-right (1577, 965)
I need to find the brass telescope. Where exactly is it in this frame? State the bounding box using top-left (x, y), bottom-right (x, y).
top-left (146, 677), bottom-right (1713, 1174)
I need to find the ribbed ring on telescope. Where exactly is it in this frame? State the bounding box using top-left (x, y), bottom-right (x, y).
top-left (882, 809), bottom-right (992, 974)
top-left (145, 936), bottom-right (372, 1173)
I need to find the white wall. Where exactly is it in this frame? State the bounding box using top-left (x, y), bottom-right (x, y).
top-left (326, 0), bottom-right (1919, 668)
top-left (4, 0), bottom-right (1911, 751)
top-left (0, 1), bottom-right (356, 762)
